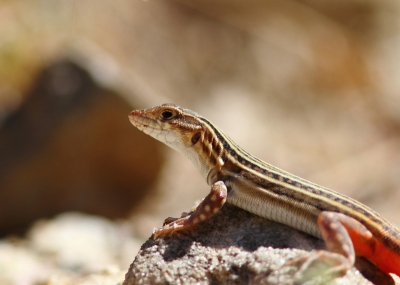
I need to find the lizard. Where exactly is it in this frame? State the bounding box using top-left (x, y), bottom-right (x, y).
top-left (128, 103), bottom-right (400, 282)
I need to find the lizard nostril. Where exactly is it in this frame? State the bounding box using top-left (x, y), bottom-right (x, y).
top-left (129, 110), bottom-right (141, 119)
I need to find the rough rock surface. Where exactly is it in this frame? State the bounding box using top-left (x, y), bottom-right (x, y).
top-left (123, 204), bottom-right (388, 285)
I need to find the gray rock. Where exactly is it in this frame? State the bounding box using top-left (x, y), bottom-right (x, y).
top-left (124, 204), bottom-right (380, 285)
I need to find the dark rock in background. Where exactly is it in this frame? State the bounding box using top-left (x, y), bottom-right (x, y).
top-left (0, 60), bottom-right (163, 236)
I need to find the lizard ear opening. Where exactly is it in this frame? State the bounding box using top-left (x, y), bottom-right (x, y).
top-left (191, 132), bottom-right (201, 145)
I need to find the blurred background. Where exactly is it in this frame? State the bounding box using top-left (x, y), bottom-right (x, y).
top-left (1, 0), bottom-right (400, 284)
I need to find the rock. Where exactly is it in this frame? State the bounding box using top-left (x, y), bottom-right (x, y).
top-left (124, 204), bottom-right (379, 285)
top-left (44, 266), bottom-right (125, 285)
top-left (0, 239), bottom-right (51, 285)
top-left (28, 212), bottom-right (138, 272)
top-left (0, 212), bottom-right (141, 285)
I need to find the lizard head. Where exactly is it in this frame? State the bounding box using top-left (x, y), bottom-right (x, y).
top-left (129, 103), bottom-right (203, 149)
top-left (129, 103), bottom-right (223, 180)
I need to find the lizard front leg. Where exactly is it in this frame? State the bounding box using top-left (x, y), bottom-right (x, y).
top-left (152, 181), bottom-right (227, 239)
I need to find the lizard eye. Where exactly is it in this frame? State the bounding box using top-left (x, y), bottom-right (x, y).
top-left (160, 110), bottom-right (175, 120)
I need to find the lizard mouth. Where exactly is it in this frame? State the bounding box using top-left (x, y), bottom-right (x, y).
top-left (129, 110), bottom-right (149, 130)
top-left (129, 109), bottom-right (178, 145)
top-left (128, 110), bottom-right (162, 135)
